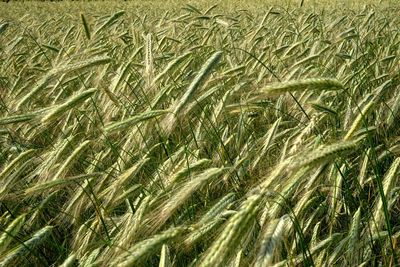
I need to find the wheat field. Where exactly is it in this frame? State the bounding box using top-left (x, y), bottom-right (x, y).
top-left (0, 1), bottom-right (400, 266)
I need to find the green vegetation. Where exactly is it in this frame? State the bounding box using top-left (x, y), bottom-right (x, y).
top-left (1, 1), bottom-right (400, 266)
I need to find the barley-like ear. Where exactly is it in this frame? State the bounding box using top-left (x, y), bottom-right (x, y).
top-left (41, 88), bottom-right (97, 124)
top-left (94, 10), bottom-right (125, 35)
top-left (0, 113), bottom-right (37, 125)
top-left (53, 56), bottom-right (113, 75)
top-left (231, 250), bottom-right (243, 267)
top-left (144, 33), bottom-right (154, 88)
top-left (344, 95), bottom-right (376, 141)
top-left (154, 52), bottom-right (192, 83)
top-left (198, 194), bottom-right (263, 267)
top-left (198, 193), bottom-right (236, 224)
top-left (289, 115), bottom-right (317, 156)
top-left (177, 51), bottom-right (222, 114)
top-left (36, 135), bottom-right (78, 182)
top-left (149, 167), bottom-right (226, 233)
top-left (254, 215), bottom-right (288, 267)
top-left (308, 101), bottom-right (338, 117)
top-left (101, 157), bottom-right (149, 207)
top-left (251, 118), bottom-right (281, 170)
top-left (16, 57), bottom-right (111, 110)
top-left (81, 247), bottom-right (101, 266)
top-left (371, 157), bottom-right (400, 232)
top-left (259, 161), bottom-right (289, 191)
top-left (327, 236), bottom-right (350, 266)
top-left (26, 191), bottom-right (57, 228)
top-left (347, 207), bottom-right (361, 264)
top-left (183, 215), bottom-right (228, 249)
top-left (110, 196), bottom-right (152, 256)
top-left (0, 149), bottom-right (36, 181)
top-left (358, 147), bottom-right (372, 187)
top-left (15, 73), bottom-right (55, 110)
top-left (168, 51), bottom-right (222, 119)
top-left (330, 164), bottom-right (345, 226)
top-left (0, 226), bottom-right (53, 266)
top-left (109, 184), bottom-right (142, 211)
top-left (59, 254), bottom-right (77, 267)
top-left (311, 221), bottom-right (321, 247)
top-left (0, 22), bottom-right (9, 35)
top-left (81, 14), bottom-right (91, 40)
top-left (260, 78), bottom-right (344, 95)
top-left (109, 62), bottom-right (132, 93)
top-left (159, 244), bottom-right (171, 267)
top-left (104, 109), bottom-right (169, 134)
top-left (289, 139), bottom-right (361, 170)
top-left (25, 172), bottom-right (101, 195)
top-left (52, 140), bottom-right (91, 180)
top-left (272, 233), bottom-right (343, 267)
top-left (113, 226), bottom-right (189, 267)
top-left (168, 158), bottom-right (212, 185)
top-left (291, 54), bottom-right (320, 68)
top-left (387, 91), bottom-right (400, 130)
top-left (0, 214), bottom-right (26, 254)
top-left (269, 166), bottom-right (311, 219)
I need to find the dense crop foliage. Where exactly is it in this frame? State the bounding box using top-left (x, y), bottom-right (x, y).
top-left (1, 2), bottom-right (400, 266)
